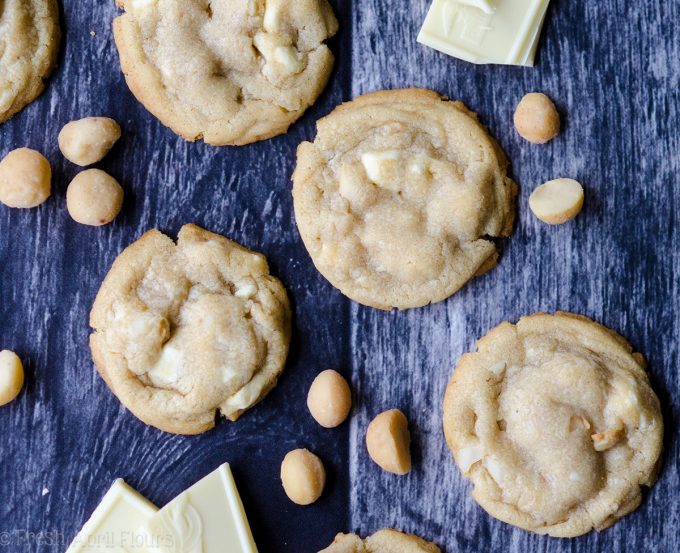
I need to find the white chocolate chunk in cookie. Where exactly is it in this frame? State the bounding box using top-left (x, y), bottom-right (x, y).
top-left (361, 150), bottom-right (401, 190)
top-left (273, 46), bottom-right (305, 74)
top-left (129, 0), bottom-right (157, 14)
top-left (457, 444), bottom-right (485, 473)
top-left (443, 312), bottom-right (663, 537)
top-left (263, 0), bottom-right (283, 32)
top-left (147, 345), bottom-right (182, 387)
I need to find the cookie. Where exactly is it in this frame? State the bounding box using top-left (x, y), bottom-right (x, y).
top-left (0, 0), bottom-right (60, 123)
top-left (293, 89), bottom-right (517, 310)
top-left (113, 0), bottom-right (338, 145)
top-left (443, 312), bottom-right (663, 537)
top-left (319, 529), bottom-right (441, 553)
top-left (89, 224), bottom-right (291, 435)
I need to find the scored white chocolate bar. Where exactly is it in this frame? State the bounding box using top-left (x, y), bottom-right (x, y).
top-left (66, 479), bottom-right (158, 552)
top-left (417, 0), bottom-right (551, 66)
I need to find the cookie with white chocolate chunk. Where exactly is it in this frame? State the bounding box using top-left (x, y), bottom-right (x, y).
top-left (293, 88), bottom-right (517, 310)
top-left (89, 224), bottom-right (291, 434)
top-left (113, 0), bottom-right (338, 145)
top-left (443, 312), bottom-right (663, 537)
top-left (319, 528), bottom-right (440, 553)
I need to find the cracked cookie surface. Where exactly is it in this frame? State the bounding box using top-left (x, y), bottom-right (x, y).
top-left (0, 0), bottom-right (60, 123)
top-left (443, 312), bottom-right (663, 537)
top-left (319, 529), bottom-right (440, 553)
top-left (89, 224), bottom-right (291, 435)
top-left (293, 89), bottom-right (517, 310)
top-left (113, 0), bottom-right (338, 145)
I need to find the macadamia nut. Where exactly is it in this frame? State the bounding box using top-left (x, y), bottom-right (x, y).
top-left (0, 148), bottom-right (51, 208)
top-left (514, 93), bottom-right (560, 144)
top-left (529, 178), bottom-right (584, 225)
top-left (307, 369), bottom-right (352, 428)
top-left (366, 409), bottom-right (411, 475)
top-left (0, 350), bottom-right (25, 406)
top-left (58, 117), bottom-right (121, 166)
top-left (66, 169), bottom-right (124, 226)
top-left (280, 448), bottom-right (326, 505)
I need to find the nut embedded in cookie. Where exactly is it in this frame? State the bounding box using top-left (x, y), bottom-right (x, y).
top-left (442, 312), bottom-right (664, 537)
top-left (112, 0), bottom-right (338, 145)
top-left (293, 88), bottom-right (517, 310)
top-left (89, 224), bottom-right (292, 434)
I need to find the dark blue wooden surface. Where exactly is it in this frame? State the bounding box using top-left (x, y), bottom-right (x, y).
top-left (0, 1), bottom-right (679, 552)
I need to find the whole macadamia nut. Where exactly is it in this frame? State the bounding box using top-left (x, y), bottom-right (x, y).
top-left (366, 409), bottom-right (412, 475)
top-left (514, 92), bottom-right (560, 144)
top-left (0, 350), bottom-right (25, 406)
top-left (0, 148), bottom-right (51, 208)
top-left (280, 448), bottom-right (326, 505)
top-left (307, 369), bottom-right (352, 428)
top-left (58, 117), bottom-right (121, 166)
top-left (66, 169), bottom-right (124, 226)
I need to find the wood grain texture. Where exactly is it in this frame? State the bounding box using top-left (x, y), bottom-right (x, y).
top-left (0, 1), bottom-right (678, 552)
top-left (0, 1), bottom-right (352, 551)
top-left (348, 1), bottom-right (680, 552)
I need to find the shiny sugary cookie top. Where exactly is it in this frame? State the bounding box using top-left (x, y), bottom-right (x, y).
top-left (443, 312), bottom-right (663, 537)
top-left (293, 88), bottom-right (517, 310)
top-left (318, 529), bottom-right (441, 553)
top-left (89, 224), bottom-right (291, 435)
top-left (0, 0), bottom-right (60, 123)
top-left (113, 0), bottom-right (338, 145)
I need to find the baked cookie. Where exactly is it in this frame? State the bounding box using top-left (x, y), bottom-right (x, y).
top-left (443, 312), bottom-right (663, 537)
top-left (293, 89), bottom-right (517, 310)
top-left (0, 0), bottom-right (60, 123)
top-left (319, 529), bottom-right (440, 553)
top-left (113, 0), bottom-right (338, 145)
top-left (89, 224), bottom-right (291, 435)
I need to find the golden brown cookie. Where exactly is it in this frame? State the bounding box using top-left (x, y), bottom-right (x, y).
top-left (0, 0), bottom-right (60, 123)
top-left (90, 224), bottom-right (291, 434)
top-left (319, 529), bottom-right (440, 553)
top-left (293, 88), bottom-right (517, 310)
top-left (113, 0), bottom-right (338, 145)
top-left (443, 312), bottom-right (663, 537)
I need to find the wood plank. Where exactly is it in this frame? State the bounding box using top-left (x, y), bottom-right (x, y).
top-left (348, 1), bottom-right (680, 551)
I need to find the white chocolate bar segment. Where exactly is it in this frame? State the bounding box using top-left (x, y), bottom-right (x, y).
top-left (141, 463), bottom-right (258, 553)
top-left (417, 0), bottom-right (551, 66)
top-left (66, 479), bottom-right (158, 552)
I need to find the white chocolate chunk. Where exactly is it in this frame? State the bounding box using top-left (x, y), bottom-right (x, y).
top-left (484, 456), bottom-right (504, 484)
top-left (529, 178), bottom-right (584, 225)
top-left (458, 444), bottom-right (485, 473)
top-left (569, 471), bottom-right (581, 482)
top-left (489, 360), bottom-right (506, 376)
top-left (129, 0), bottom-right (157, 14)
top-left (221, 372), bottom-right (270, 415)
top-left (361, 150), bottom-right (401, 189)
top-left (147, 345), bottom-right (182, 387)
top-left (263, 0), bottom-right (283, 32)
top-left (273, 46), bottom-right (304, 73)
top-left (235, 281), bottom-right (258, 299)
